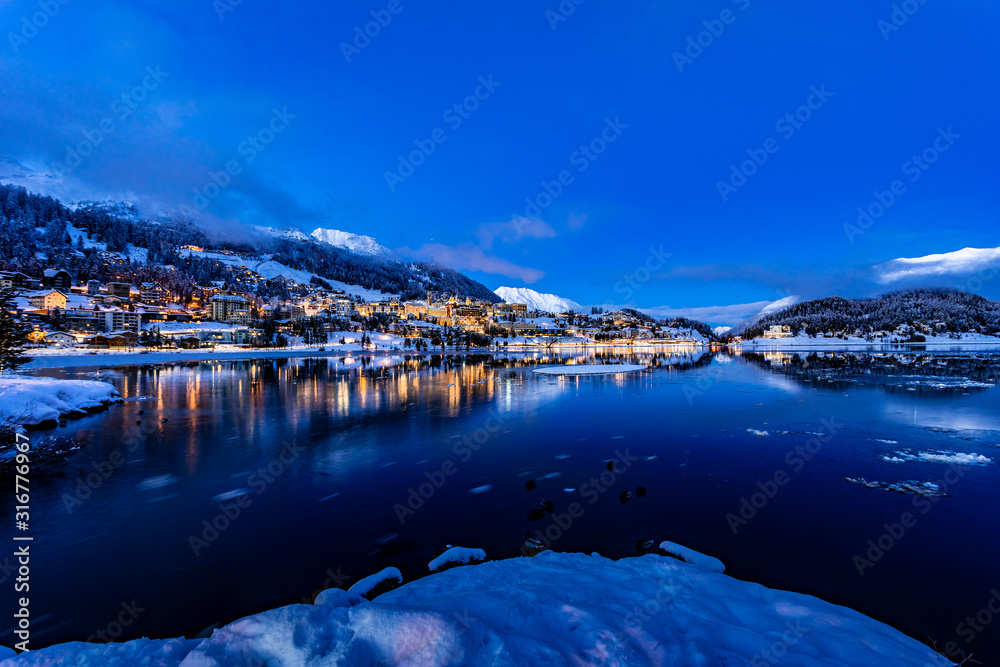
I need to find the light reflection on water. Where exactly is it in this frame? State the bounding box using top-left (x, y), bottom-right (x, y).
top-left (6, 347), bottom-right (1000, 663)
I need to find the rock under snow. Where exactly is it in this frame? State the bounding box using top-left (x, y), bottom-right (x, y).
top-left (427, 546), bottom-right (486, 572)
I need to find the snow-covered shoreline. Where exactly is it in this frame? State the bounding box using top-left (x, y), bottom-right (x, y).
top-left (1, 549), bottom-right (952, 666)
top-left (0, 376), bottom-right (123, 426)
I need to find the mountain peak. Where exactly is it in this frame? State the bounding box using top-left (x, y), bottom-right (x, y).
top-left (310, 228), bottom-right (392, 258)
top-left (494, 286), bottom-right (583, 313)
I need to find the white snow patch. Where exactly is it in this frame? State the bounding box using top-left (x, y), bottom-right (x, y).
top-left (747, 429), bottom-right (770, 437)
top-left (347, 567), bottom-right (403, 597)
top-left (428, 546), bottom-right (487, 572)
top-left (658, 541), bottom-right (726, 573)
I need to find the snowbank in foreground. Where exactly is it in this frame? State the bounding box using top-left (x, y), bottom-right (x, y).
top-left (2, 551), bottom-right (952, 666)
top-left (0, 376), bottom-right (122, 426)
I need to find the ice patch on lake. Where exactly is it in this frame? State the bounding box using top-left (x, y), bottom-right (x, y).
top-left (427, 546), bottom-right (486, 571)
top-left (747, 428), bottom-right (770, 437)
top-left (533, 364), bottom-right (645, 376)
top-left (881, 450), bottom-right (993, 465)
top-left (137, 474), bottom-right (177, 491)
top-left (211, 488), bottom-right (250, 503)
top-left (876, 439), bottom-right (898, 444)
top-left (846, 477), bottom-right (946, 497)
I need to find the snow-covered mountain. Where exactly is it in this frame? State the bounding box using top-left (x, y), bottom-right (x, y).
top-left (731, 295), bottom-right (801, 334)
top-left (252, 226), bottom-right (311, 243)
top-left (494, 286), bottom-right (583, 313)
top-left (310, 228), bottom-right (392, 258)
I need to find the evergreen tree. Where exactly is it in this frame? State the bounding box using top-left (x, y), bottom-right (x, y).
top-left (0, 287), bottom-right (31, 371)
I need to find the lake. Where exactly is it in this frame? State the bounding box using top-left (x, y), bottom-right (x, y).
top-left (5, 347), bottom-right (1000, 664)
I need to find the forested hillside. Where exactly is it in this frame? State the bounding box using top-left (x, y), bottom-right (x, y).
top-left (733, 289), bottom-right (1000, 339)
top-left (0, 184), bottom-right (500, 302)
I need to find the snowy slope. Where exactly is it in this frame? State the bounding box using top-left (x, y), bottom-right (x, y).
top-left (310, 228), bottom-right (392, 258)
top-left (494, 286), bottom-right (583, 313)
top-left (178, 249), bottom-right (396, 300)
top-left (7, 550), bottom-right (951, 666)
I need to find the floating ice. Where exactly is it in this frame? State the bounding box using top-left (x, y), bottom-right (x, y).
top-left (137, 474), bottom-right (177, 491)
top-left (532, 364), bottom-right (645, 376)
top-left (746, 428), bottom-right (770, 437)
top-left (846, 477), bottom-right (946, 497)
top-left (882, 450), bottom-right (993, 466)
top-left (211, 488), bottom-right (250, 503)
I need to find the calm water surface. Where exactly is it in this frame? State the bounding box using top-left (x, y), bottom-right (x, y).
top-left (4, 348), bottom-right (1000, 663)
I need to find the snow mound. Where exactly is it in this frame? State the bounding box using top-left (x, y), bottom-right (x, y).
top-left (348, 567), bottom-right (403, 597)
top-left (428, 546), bottom-right (487, 572)
top-left (0, 637), bottom-right (200, 666)
top-left (10, 551), bottom-right (953, 665)
top-left (658, 541), bottom-right (726, 573)
top-left (0, 376), bottom-right (123, 426)
top-left (494, 286), bottom-right (583, 314)
top-left (533, 364), bottom-right (645, 376)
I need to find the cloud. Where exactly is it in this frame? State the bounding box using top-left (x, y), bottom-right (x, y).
top-left (397, 243), bottom-right (546, 283)
top-left (591, 300), bottom-right (774, 326)
top-left (874, 246), bottom-right (1000, 284)
top-left (474, 216), bottom-right (555, 250)
top-left (567, 213), bottom-right (588, 231)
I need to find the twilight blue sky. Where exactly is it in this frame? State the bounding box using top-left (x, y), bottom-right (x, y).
top-left (2, 0), bottom-right (999, 318)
